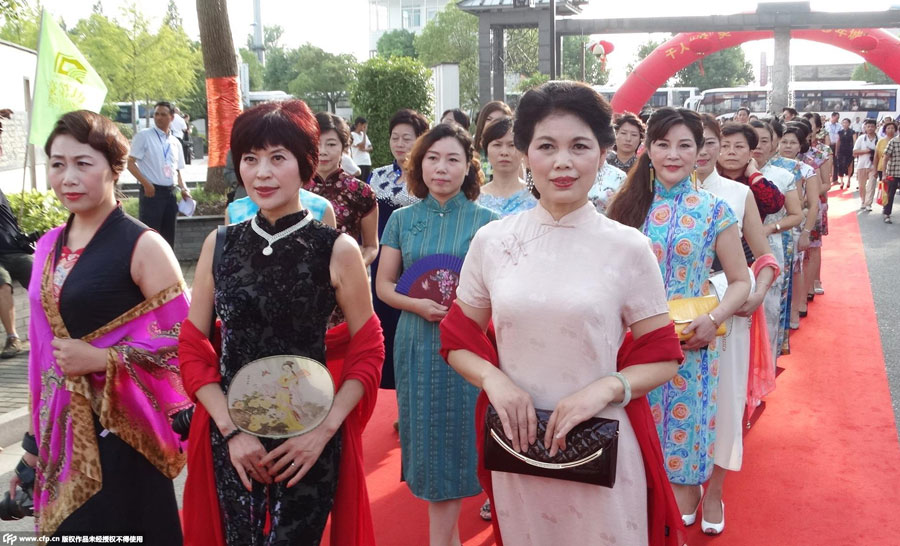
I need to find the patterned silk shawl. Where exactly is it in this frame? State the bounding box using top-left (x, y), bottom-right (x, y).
top-left (27, 225), bottom-right (191, 536)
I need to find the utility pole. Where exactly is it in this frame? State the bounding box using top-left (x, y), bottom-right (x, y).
top-left (251, 0), bottom-right (265, 64)
top-left (549, 0), bottom-right (556, 79)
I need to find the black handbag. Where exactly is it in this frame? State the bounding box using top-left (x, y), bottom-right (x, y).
top-left (484, 404), bottom-right (619, 487)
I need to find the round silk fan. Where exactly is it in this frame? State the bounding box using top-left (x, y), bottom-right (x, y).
top-left (226, 355), bottom-right (335, 439)
top-left (395, 253), bottom-right (464, 307)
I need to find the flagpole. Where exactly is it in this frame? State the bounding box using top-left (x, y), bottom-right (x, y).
top-left (19, 9), bottom-right (45, 218)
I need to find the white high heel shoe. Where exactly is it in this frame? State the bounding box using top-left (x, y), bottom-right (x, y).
top-left (681, 485), bottom-right (703, 526)
top-left (701, 500), bottom-right (725, 535)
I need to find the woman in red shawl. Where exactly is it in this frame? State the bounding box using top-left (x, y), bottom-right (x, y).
top-left (442, 82), bottom-right (685, 546)
top-left (179, 99), bottom-right (384, 546)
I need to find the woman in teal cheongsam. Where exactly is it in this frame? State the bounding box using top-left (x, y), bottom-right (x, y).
top-left (375, 123), bottom-right (497, 544)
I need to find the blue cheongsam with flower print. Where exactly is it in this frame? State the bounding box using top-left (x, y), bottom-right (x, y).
top-left (642, 177), bottom-right (737, 485)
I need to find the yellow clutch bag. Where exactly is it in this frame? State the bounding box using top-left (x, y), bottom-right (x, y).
top-left (667, 295), bottom-right (727, 341)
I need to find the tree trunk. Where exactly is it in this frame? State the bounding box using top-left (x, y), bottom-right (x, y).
top-left (196, 0), bottom-right (240, 194)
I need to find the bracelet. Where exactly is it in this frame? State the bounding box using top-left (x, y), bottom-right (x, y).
top-left (708, 313), bottom-right (720, 328)
top-left (22, 432), bottom-right (38, 456)
top-left (223, 428), bottom-right (241, 443)
top-left (802, 228), bottom-right (812, 234)
top-left (608, 372), bottom-right (632, 408)
top-left (775, 222), bottom-right (782, 233)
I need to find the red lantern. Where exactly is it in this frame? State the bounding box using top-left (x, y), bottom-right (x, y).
top-left (851, 35), bottom-right (878, 53)
top-left (588, 39), bottom-right (615, 68)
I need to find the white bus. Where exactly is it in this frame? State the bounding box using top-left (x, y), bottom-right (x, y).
top-left (594, 86), bottom-right (701, 112)
top-left (693, 82), bottom-right (900, 122)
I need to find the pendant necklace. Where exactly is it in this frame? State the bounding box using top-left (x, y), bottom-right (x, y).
top-left (251, 213), bottom-right (312, 256)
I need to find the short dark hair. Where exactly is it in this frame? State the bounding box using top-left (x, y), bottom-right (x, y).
top-left (315, 112), bottom-right (351, 151)
top-left (721, 122), bottom-right (759, 149)
top-left (230, 99), bottom-right (319, 187)
top-left (765, 117), bottom-right (784, 139)
top-left (884, 121), bottom-right (898, 130)
top-left (154, 101), bottom-right (174, 115)
top-left (405, 123), bottom-right (483, 201)
top-left (614, 111), bottom-right (646, 139)
top-left (480, 115), bottom-right (513, 154)
top-left (353, 116), bottom-right (367, 128)
top-left (864, 118), bottom-right (877, 126)
top-left (474, 101), bottom-right (513, 150)
top-left (782, 107), bottom-right (798, 117)
top-left (513, 81), bottom-right (615, 153)
top-left (44, 110), bottom-right (130, 178)
top-left (441, 108), bottom-right (471, 130)
top-left (749, 119), bottom-right (774, 141)
top-left (831, 111), bottom-right (839, 117)
top-left (389, 108), bottom-right (429, 138)
top-left (737, 106), bottom-right (751, 115)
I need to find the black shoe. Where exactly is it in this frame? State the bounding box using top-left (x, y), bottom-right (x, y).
top-left (1, 336), bottom-right (22, 359)
top-left (799, 310), bottom-right (808, 318)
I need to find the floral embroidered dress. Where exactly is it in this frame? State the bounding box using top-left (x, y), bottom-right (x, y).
top-left (642, 178), bottom-right (737, 485)
top-left (368, 162), bottom-right (420, 388)
top-left (476, 188), bottom-right (537, 218)
top-left (304, 168), bottom-right (376, 243)
top-left (589, 163), bottom-right (628, 215)
top-left (760, 163), bottom-right (797, 362)
top-left (803, 143), bottom-right (832, 245)
top-left (382, 192), bottom-right (497, 500)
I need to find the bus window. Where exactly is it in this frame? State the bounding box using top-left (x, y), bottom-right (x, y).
top-left (114, 104), bottom-right (132, 125)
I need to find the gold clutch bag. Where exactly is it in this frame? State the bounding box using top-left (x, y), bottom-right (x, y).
top-left (668, 295), bottom-right (727, 341)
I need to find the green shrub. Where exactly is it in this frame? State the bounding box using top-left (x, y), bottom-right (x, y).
top-left (121, 197), bottom-right (139, 218)
top-left (7, 191), bottom-right (70, 235)
top-left (351, 56), bottom-right (433, 168)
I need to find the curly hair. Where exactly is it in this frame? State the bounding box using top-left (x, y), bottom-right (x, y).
top-left (404, 123), bottom-right (483, 201)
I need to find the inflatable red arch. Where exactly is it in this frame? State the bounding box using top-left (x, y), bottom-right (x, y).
top-left (611, 28), bottom-right (900, 115)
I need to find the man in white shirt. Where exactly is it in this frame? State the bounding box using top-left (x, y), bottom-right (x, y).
top-left (825, 112), bottom-right (842, 185)
top-left (853, 118), bottom-right (879, 211)
top-left (170, 107), bottom-right (191, 165)
top-left (350, 117), bottom-right (373, 182)
top-left (127, 101), bottom-right (190, 246)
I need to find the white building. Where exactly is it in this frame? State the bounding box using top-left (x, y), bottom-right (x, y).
top-left (369, 0), bottom-right (452, 57)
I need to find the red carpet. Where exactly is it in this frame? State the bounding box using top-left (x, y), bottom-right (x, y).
top-left (330, 190), bottom-right (900, 545)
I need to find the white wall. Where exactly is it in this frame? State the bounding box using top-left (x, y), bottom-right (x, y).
top-left (0, 41), bottom-right (46, 193)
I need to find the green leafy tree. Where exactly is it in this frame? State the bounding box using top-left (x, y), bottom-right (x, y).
top-left (377, 29), bottom-right (417, 58)
top-left (0, 0), bottom-right (25, 23)
top-left (351, 56), bottom-right (433, 168)
top-left (505, 28), bottom-right (538, 76)
top-left (264, 47), bottom-right (301, 92)
top-left (675, 46), bottom-right (754, 89)
top-left (162, 0), bottom-right (182, 30)
top-left (626, 38), bottom-right (664, 76)
top-left (287, 44), bottom-right (357, 113)
top-left (0, 4), bottom-right (39, 49)
top-left (561, 36), bottom-right (609, 85)
top-left (851, 63), bottom-right (896, 85)
top-left (517, 72), bottom-right (549, 93)
top-left (239, 48), bottom-right (264, 91)
top-left (415, 2), bottom-right (478, 110)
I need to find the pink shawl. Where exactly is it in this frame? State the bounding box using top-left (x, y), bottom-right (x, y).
top-left (27, 226), bottom-right (191, 535)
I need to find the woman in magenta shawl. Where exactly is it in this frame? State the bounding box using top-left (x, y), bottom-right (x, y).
top-left (8, 111), bottom-right (190, 541)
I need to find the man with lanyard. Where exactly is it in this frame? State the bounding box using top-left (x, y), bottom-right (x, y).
top-left (825, 112), bottom-right (842, 185)
top-left (127, 101), bottom-right (190, 247)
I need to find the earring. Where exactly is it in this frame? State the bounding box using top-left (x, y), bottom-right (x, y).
top-left (648, 163), bottom-right (655, 192)
top-left (525, 170), bottom-right (534, 191)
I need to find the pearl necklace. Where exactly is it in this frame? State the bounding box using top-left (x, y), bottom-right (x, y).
top-left (250, 213), bottom-right (313, 256)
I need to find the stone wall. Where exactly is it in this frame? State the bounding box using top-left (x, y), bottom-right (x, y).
top-left (174, 215), bottom-right (224, 262)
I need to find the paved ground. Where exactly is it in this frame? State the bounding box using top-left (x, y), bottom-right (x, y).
top-left (856, 186), bottom-right (900, 438)
top-left (0, 349), bottom-right (28, 415)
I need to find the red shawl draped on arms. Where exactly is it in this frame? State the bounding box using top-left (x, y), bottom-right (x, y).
top-left (747, 255), bottom-right (781, 414)
top-left (439, 302), bottom-right (686, 546)
top-left (179, 315), bottom-right (384, 546)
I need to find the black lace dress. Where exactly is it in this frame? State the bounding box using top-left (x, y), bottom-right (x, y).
top-left (210, 209), bottom-right (343, 546)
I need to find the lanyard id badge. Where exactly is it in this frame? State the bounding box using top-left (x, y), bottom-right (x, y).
top-left (155, 129), bottom-right (174, 179)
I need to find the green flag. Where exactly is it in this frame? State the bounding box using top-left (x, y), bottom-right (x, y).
top-left (28, 10), bottom-right (108, 147)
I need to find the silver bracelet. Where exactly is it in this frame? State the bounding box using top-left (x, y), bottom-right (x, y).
top-left (608, 372), bottom-right (632, 408)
